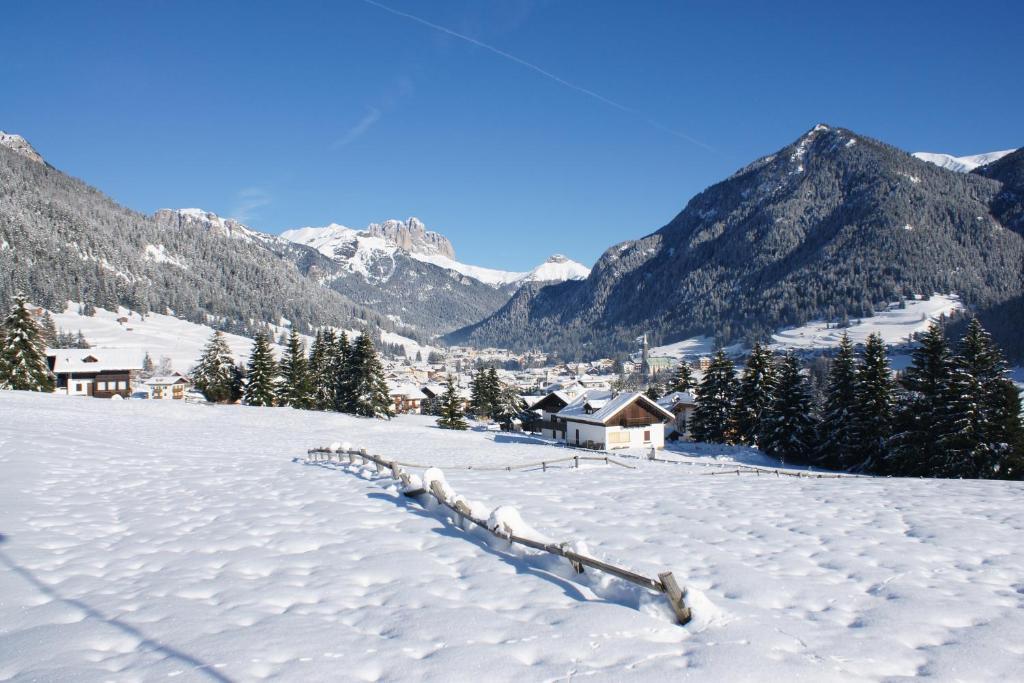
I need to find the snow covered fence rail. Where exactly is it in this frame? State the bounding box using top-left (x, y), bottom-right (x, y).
top-left (304, 445), bottom-right (692, 626)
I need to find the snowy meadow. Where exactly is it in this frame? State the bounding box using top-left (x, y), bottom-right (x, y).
top-left (1, 392), bottom-right (1023, 681)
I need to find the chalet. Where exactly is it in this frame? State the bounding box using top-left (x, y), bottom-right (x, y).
top-left (47, 348), bottom-right (144, 398)
top-left (145, 373), bottom-right (192, 400)
top-left (554, 390), bottom-right (675, 450)
top-left (389, 384), bottom-right (427, 414)
top-left (657, 391), bottom-right (697, 440)
top-left (530, 388), bottom-right (584, 439)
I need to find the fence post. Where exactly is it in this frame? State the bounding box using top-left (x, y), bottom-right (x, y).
top-left (658, 571), bottom-right (692, 625)
top-left (574, 455), bottom-right (579, 469)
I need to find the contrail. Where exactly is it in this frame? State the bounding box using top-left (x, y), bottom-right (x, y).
top-left (358, 0), bottom-right (713, 152)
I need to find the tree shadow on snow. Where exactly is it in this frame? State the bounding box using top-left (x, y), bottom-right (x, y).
top-left (0, 537), bottom-right (235, 683)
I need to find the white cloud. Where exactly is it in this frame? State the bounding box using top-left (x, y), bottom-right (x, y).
top-left (230, 187), bottom-right (271, 223)
top-left (333, 107), bottom-right (382, 149)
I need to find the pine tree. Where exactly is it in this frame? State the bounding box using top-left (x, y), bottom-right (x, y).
top-left (243, 332), bottom-right (278, 407)
top-left (887, 323), bottom-right (956, 476)
top-left (645, 382), bottom-right (664, 401)
top-left (334, 331), bottom-right (355, 413)
top-left (667, 362), bottom-right (694, 393)
top-left (817, 334), bottom-right (859, 469)
top-left (690, 350), bottom-right (737, 443)
top-left (993, 381), bottom-right (1024, 480)
top-left (436, 374), bottom-right (468, 430)
top-left (349, 331), bottom-right (393, 419)
top-left (307, 329), bottom-right (337, 410)
top-left (0, 294), bottom-right (55, 392)
top-left (278, 329), bottom-right (312, 409)
top-left (492, 380), bottom-right (527, 425)
top-left (852, 332), bottom-right (896, 473)
top-left (732, 341), bottom-right (777, 446)
top-left (761, 353), bottom-right (817, 464)
top-left (485, 367), bottom-right (501, 418)
top-left (39, 311), bottom-right (57, 346)
top-left (469, 367), bottom-right (488, 416)
top-left (141, 351), bottom-right (156, 379)
top-left (943, 318), bottom-right (1022, 478)
top-left (191, 330), bottom-right (236, 403)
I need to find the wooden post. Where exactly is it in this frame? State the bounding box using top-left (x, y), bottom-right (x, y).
top-left (542, 461), bottom-right (547, 472)
top-left (574, 455), bottom-right (579, 469)
top-left (658, 571), bottom-right (692, 626)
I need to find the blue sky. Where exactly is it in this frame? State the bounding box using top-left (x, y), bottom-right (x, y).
top-left (1, 1), bottom-right (1021, 270)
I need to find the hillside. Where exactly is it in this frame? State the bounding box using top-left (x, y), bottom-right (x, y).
top-left (2, 391), bottom-right (1022, 680)
top-left (449, 125), bottom-right (1024, 359)
top-left (0, 143), bottom-right (408, 340)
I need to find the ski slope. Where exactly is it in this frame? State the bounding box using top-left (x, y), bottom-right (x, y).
top-left (1, 392), bottom-right (1022, 681)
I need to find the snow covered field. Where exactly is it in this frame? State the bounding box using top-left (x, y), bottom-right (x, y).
top-left (2, 392), bottom-right (1023, 681)
top-left (651, 295), bottom-right (963, 360)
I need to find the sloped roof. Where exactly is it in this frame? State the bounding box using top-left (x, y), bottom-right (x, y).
top-left (388, 383), bottom-right (427, 400)
top-left (145, 375), bottom-right (191, 386)
top-left (48, 348), bottom-right (145, 373)
top-left (657, 391), bottom-right (696, 408)
top-left (558, 390), bottom-right (675, 425)
top-left (529, 390), bottom-right (574, 412)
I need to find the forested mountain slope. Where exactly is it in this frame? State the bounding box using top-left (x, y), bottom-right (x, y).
top-left (448, 125), bottom-right (1024, 359)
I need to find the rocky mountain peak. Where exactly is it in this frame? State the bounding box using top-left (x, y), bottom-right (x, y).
top-left (366, 217), bottom-right (455, 259)
top-left (0, 131), bottom-right (45, 164)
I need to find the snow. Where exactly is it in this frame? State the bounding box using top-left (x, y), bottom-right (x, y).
top-left (282, 223), bottom-right (589, 287)
top-left (770, 294), bottom-right (963, 350)
top-left (912, 149), bottom-right (1017, 173)
top-left (143, 244), bottom-right (188, 269)
top-left (1, 391), bottom-right (1022, 680)
top-left (46, 302), bottom-right (281, 373)
top-left (651, 295), bottom-right (964, 359)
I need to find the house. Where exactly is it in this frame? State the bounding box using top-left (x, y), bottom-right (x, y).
top-left (47, 348), bottom-right (144, 398)
top-left (145, 373), bottom-right (192, 400)
top-left (657, 391), bottom-right (697, 440)
top-left (554, 390), bottom-right (675, 450)
top-left (389, 384), bottom-right (427, 414)
top-left (530, 390), bottom-right (579, 439)
top-left (420, 383), bottom-right (472, 413)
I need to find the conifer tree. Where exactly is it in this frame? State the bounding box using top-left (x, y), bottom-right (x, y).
top-left (278, 329), bottom-right (311, 409)
top-left (0, 294), bottom-right (55, 392)
top-left (486, 367), bottom-right (501, 418)
top-left (993, 381), bottom-right (1024, 480)
top-left (192, 330), bottom-right (236, 403)
top-left (141, 351), bottom-right (156, 379)
top-left (818, 334), bottom-right (859, 469)
top-left (852, 332), bottom-right (896, 473)
top-left (334, 331), bottom-right (355, 413)
top-left (761, 353), bottom-right (817, 464)
top-left (39, 311), bottom-right (57, 346)
top-left (243, 332), bottom-right (278, 407)
top-left (436, 374), bottom-right (468, 430)
top-left (307, 329), bottom-right (338, 410)
top-left (645, 382), bottom-right (664, 401)
top-left (667, 361), bottom-right (694, 394)
top-left (887, 323), bottom-right (956, 476)
top-left (349, 331), bottom-right (393, 419)
top-left (690, 350), bottom-right (737, 443)
top-left (732, 342), bottom-right (777, 446)
top-left (469, 368), bottom-right (488, 416)
top-left (944, 318), bottom-right (1022, 478)
top-left (492, 380), bottom-right (527, 425)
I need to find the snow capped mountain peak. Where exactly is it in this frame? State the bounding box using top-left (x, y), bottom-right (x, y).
top-left (365, 217), bottom-right (454, 259)
top-left (913, 149), bottom-right (1017, 173)
top-left (521, 254), bottom-right (590, 283)
top-left (0, 131), bottom-right (44, 163)
top-left (154, 208), bottom-right (259, 241)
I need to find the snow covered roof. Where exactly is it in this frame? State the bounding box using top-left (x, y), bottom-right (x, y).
top-left (48, 348), bottom-right (145, 373)
top-left (657, 391), bottom-right (696, 409)
top-left (558, 390), bottom-right (675, 425)
top-left (145, 374), bottom-right (191, 386)
top-left (388, 384), bottom-right (427, 400)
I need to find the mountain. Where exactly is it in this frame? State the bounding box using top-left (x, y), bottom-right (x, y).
top-left (913, 149), bottom-right (1017, 173)
top-left (280, 219), bottom-right (589, 334)
top-left (0, 131), bottom-right (45, 164)
top-left (0, 138), bottom-right (412, 342)
top-left (448, 124), bottom-right (1024, 360)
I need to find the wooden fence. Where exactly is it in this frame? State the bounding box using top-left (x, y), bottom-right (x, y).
top-left (306, 446), bottom-right (692, 626)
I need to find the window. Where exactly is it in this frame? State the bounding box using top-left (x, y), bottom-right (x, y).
top-left (97, 382), bottom-right (107, 391)
top-left (117, 381), bottom-right (127, 390)
top-left (76, 383), bottom-right (83, 392)
top-left (608, 431), bottom-right (630, 444)
top-left (644, 430), bottom-right (651, 442)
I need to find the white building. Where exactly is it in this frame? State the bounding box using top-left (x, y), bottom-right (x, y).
top-left (144, 373), bottom-right (192, 400)
top-left (554, 390), bottom-right (675, 450)
top-left (657, 391), bottom-right (697, 440)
